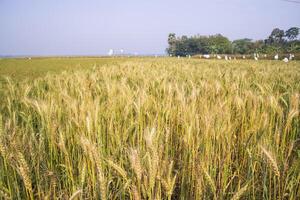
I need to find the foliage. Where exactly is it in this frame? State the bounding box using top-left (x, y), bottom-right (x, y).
top-left (167, 27), bottom-right (300, 56)
top-left (285, 27), bottom-right (300, 41)
top-left (232, 38), bottom-right (252, 54)
top-left (167, 34), bottom-right (231, 56)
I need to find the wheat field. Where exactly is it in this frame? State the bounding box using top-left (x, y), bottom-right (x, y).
top-left (0, 58), bottom-right (299, 199)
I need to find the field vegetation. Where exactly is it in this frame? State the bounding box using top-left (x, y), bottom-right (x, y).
top-left (0, 57), bottom-right (120, 83)
top-left (0, 58), bottom-right (299, 199)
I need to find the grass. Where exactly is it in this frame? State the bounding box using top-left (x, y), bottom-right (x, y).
top-left (0, 58), bottom-right (300, 199)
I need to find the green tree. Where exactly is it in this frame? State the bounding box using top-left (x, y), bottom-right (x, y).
top-left (208, 34), bottom-right (232, 54)
top-left (268, 28), bottom-right (285, 44)
top-left (285, 27), bottom-right (299, 41)
top-left (167, 33), bottom-right (177, 55)
top-left (174, 36), bottom-right (189, 56)
top-left (232, 38), bottom-right (252, 54)
top-left (194, 36), bottom-right (210, 54)
top-left (287, 40), bottom-right (300, 52)
top-left (250, 40), bottom-right (265, 53)
top-left (166, 27), bottom-right (300, 57)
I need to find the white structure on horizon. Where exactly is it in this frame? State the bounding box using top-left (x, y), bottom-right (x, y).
top-left (289, 54), bottom-right (294, 60)
top-left (203, 54), bottom-right (210, 59)
top-left (108, 49), bottom-right (114, 56)
top-left (242, 55), bottom-right (246, 59)
top-left (188, 55), bottom-right (191, 59)
top-left (274, 54), bottom-right (279, 60)
top-left (217, 55), bottom-right (221, 59)
top-left (283, 57), bottom-right (289, 63)
top-left (225, 55), bottom-right (228, 60)
top-left (254, 56), bottom-right (258, 61)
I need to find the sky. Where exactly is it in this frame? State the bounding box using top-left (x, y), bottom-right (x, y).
top-left (0, 0), bottom-right (300, 56)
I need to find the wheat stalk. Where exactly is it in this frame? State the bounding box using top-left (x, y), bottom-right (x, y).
top-left (0, 114), bottom-right (6, 157)
top-left (80, 136), bottom-right (106, 199)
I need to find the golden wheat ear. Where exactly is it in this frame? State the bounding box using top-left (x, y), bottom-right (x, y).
top-left (16, 152), bottom-right (33, 195)
top-left (260, 145), bottom-right (280, 177)
top-left (231, 183), bottom-right (249, 200)
top-left (0, 188), bottom-right (11, 200)
top-left (129, 148), bottom-right (143, 182)
top-left (69, 189), bottom-right (82, 200)
top-left (201, 165), bottom-right (216, 197)
top-left (0, 114), bottom-right (7, 157)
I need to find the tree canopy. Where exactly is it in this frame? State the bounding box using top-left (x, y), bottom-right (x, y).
top-left (167, 27), bottom-right (300, 56)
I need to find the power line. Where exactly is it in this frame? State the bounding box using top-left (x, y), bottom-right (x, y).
top-left (281, 0), bottom-right (300, 4)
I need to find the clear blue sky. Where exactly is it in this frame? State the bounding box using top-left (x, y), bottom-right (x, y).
top-left (0, 0), bottom-right (299, 56)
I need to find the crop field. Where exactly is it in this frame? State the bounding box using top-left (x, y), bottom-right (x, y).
top-left (0, 58), bottom-right (300, 199)
top-left (0, 57), bottom-right (123, 82)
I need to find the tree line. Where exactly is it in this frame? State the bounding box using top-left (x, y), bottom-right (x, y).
top-left (167, 27), bottom-right (300, 56)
